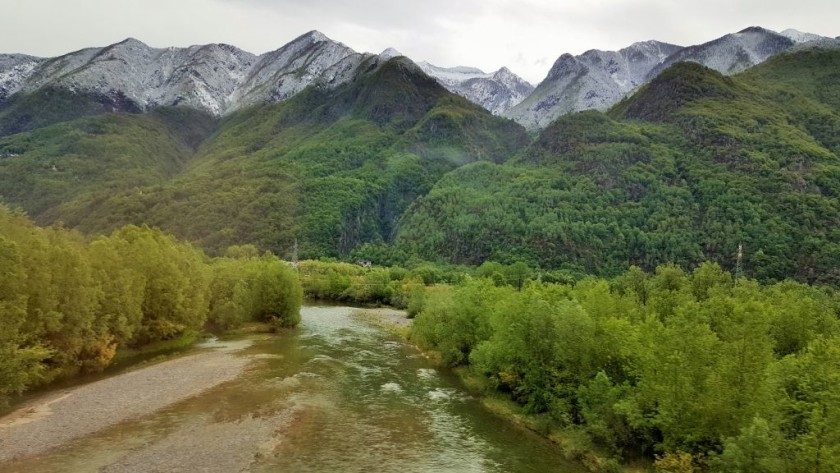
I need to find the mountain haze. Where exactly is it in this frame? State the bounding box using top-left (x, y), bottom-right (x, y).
top-left (395, 45), bottom-right (840, 283)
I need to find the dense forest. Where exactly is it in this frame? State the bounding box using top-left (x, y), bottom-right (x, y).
top-left (0, 204), bottom-right (302, 404)
top-left (0, 58), bottom-right (526, 259)
top-left (394, 49), bottom-right (840, 284)
top-left (1, 49), bottom-right (839, 284)
top-left (409, 265), bottom-right (840, 472)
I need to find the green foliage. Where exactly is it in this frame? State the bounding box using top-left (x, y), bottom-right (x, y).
top-left (298, 259), bottom-right (428, 308)
top-left (410, 281), bottom-right (500, 366)
top-left (397, 50), bottom-right (840, 284)
top-left (713, 417), bottom-right (783, 473)
top-left (0, 58), bottom-right (528, 260)
top-left (0, 87), bottom-right (142, 137)
top-left (410, 263), bottom-right (840, 469)
top-left (3, 50), bottom-right (839, 282)
top-left (241, 255), bottom-right (302, 329)
top-left (0, 112), bottom-right (197, 221)
top-left (0, 203), bottom-right (302, 403)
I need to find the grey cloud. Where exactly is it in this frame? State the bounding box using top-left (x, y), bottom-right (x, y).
top-left (214, 0), bottom-right (482, 33)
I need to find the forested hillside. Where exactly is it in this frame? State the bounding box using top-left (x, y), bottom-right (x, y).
top-left (395, 47), bottom-right (840, 283)
top-left (0, 57), bottom-right (527, 258)
top-left (1, 48), bottom-right (839, 283)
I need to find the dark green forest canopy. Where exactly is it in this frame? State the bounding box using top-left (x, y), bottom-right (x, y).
top-left (1, 49), bottom-right (839, 283)
top-left (396, 47), bottom-right (840, 283)
top-left (0, 57), bottom-right (528, 259)
top-left (409, 263), bottom-right (840, 470)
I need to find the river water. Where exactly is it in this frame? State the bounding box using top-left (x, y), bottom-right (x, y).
top-left (1, 306), bottom-right (583, 472)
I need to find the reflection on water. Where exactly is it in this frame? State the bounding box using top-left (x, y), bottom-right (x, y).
top-left (1, 306), bottom-right (583, 473)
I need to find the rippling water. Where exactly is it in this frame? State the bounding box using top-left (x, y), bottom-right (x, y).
top-left (2, 306), bottom-right (584, 472)
top-left (254, 306), bottom-right (581, 472)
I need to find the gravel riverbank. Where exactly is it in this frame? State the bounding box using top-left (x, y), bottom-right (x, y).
top-left (0, 307), bottom-right (414, 472)
top-left (0, 348), bottom-right (250, 463)
top-left (351, 307), bottom-right (413, 330)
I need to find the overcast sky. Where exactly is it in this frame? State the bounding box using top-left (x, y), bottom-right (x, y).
top-left (0, 0), bottom-right (837, 84)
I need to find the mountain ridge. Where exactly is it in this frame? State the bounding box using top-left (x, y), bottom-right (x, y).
top-left (4, 26), bottom-right (836, 130)
top-left (0, 31), bottom-right (536, 121)
top-left (417, 61), bottom-right (534, 115)
top-left (504, 26), bottom-right (838, 130)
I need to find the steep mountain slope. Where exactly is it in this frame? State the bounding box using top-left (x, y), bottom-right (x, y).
top-left (19, 38), bottom-right (258, 115)
top-left (503, 40), bottom-right (682, 130)
top-left (228, 31), bottom-right (355, 111)
top-left (0, 55), bottom-right (528, 258)
top-left (0, 31), bottom-right (357, 131)
top-left (643, 27), bottom-right (794, 80)
top-left (0, 107), bottom-right (216, 219)
top-left (395, 48), bottom-right (840, 284)
top-left (418, 62), bottom-right (534, 114)
top-left (506, 27), bottom-right (830, 131)
top-left (780, 28), bottom-right (830, 43)
top-left (0, 54), bottom-right (43, 101)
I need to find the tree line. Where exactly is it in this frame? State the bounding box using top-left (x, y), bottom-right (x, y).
top-left (0, 204), bottom-right (302, 404)
top-left (410, 263), bottom-right (840, 472)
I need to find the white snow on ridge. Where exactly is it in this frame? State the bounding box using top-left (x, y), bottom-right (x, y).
top-left (780, 29), bottom-right (830, 43)
top-left (8, 31), bottom-right (359, 116)
top-left (0, 54), bottom-right (44, 101)
top-left (418, 62), bottom-right (490, 85)
top-left (229, 31), bottom-right (357, 111)
top-left (503, 40), bottom-right (682, 130)
top-left (379, 48), bottom-right (403, 61)
top-left (418, 61), bottom-right (534, 115)
top-left (505, 26), bottom-right (822, 131)
top-left (2, 26), bottom-right (834, 124)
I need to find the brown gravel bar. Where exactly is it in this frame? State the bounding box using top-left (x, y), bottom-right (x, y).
top-left (0, 350), bottom-right (250, 463)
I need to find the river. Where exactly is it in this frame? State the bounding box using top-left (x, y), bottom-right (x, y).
top-left (0, 306), bottom-right (584, 472)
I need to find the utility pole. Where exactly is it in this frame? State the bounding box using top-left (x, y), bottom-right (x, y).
top-left (735, 242), bottom-right (743, 280)
top-left (292, 238), bottom-right (299, 270)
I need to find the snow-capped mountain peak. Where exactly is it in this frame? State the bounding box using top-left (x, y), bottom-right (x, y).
top-left (0, 54), bottom-right (44, 102)
top-left (418, 61), bottom-right (534, 115)
top-left (505, 26), bottom-right (821, 130)
top-left (504, 40), bottom-right (682, 130)
top-left (780, 29), bottom-right (830, 43)
top-left (0, 31), bottom-right (367, 116)
top-left (298, 30), bottom-right (330, 43)
top-left (379, 48), bottom-right (403, 60)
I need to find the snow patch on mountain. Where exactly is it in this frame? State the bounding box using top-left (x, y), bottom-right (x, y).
top-left (503, 40), bottom-right (682, 130)
top-left (20, 38), bottom-right (258, 115)
top-left (644, 27), bottom-right (794, 81)
top-left (10, 31), bottom-right (357, 116)
top-left (0, 54), bottom-right (44, 101)
top-left (379, 48), bottom-right (403, 61)
top-left (506, 26), bottom-right (823, 131)
top-left (3, 26), bottom-right (831, 124)
top-left (229, 31), bottom-right (355, 111)
top-left (418, 62), bottom-right (533, 115)
top-left (780, 29), bottom-right (829, 43)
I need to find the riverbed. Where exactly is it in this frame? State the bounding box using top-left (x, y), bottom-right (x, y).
top-left (0, 306), bottom-right (583, 472)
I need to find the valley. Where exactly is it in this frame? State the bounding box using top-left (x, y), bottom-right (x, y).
top-left (1, 19), bottom-right (840, 473)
